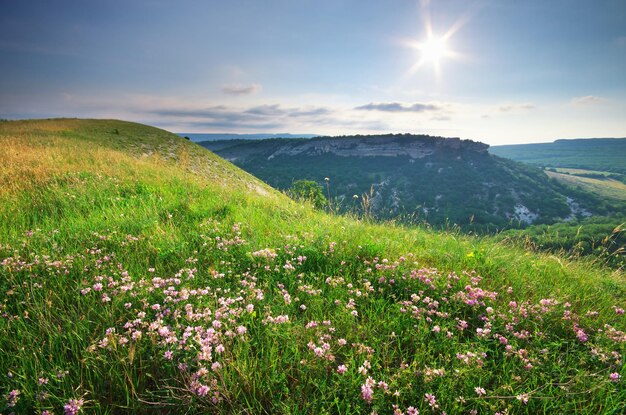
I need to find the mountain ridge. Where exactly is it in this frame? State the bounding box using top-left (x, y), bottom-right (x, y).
top-left (201, 134), bottom-right (613, 229)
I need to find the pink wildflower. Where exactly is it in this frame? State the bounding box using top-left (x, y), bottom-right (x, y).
top-left (337, 364), bottom-right (348, 374)
top-left (7, 389), bottom-right (20, 407)
top-left (361, 377), bottom-right (375, 403)
top-left (474, 386), bottom-right (486, 396)
top-left (609, 372), bottom-right (621, 382)
top-left (196, 384), bottom-right (210, 396)
top-left (424, 393), bottom-right (438, 409)
top-left (64, 398), bottom-right (84, 415)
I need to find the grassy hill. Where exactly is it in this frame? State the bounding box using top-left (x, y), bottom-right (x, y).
top-left (544, 169), bottom-right (626, 202)
top-left (1, 119), bottom-right (624, 414)
top-left (489, 138), bottom-right (626, 175)
top-left (200, 136), bottom-right (618, 231)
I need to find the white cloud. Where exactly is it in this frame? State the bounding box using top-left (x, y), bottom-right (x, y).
top-left (498, 103), bottom-right (535, 112)
top-left (570, 95), bottom-right (605, 106)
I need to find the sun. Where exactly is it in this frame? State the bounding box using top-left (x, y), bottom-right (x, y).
top-left (403, 15), bottom-right (467, 79)
top-left (408, 32), bottom-right (454, 78)
top-left (418, 35), bottom-right (449, 66)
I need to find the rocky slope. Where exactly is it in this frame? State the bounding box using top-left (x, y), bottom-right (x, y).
top-left (201, 134), bottom-right (613, 230)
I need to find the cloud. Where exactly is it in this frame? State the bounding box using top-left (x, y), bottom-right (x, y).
top-left (355, 102), bottom-right (441, 112)
top-left (222, 83), bottom-right (262, 95)
top-left (498, 103), bottom-right (535, 112)
top-left (570, 95), bottom-right (605, 106)
top-left (145, 103), bottom-right (338, 131)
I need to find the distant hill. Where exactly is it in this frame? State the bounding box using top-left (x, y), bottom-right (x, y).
top-left (489, 138), bottom-right (626, 174)
top-left (177, 132), bottom-right (318, 142)
top-left (201, 134), bottom-right (617, 229)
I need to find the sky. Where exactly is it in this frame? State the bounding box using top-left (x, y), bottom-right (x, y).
top-left (1, 0), bottom-right (625, 145)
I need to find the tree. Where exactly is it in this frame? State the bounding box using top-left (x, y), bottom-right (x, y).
top-left (288, 180), bottom-right (327, 209)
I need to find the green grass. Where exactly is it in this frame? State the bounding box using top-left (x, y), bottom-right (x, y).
top-left (0, 119), bottom-right (624, 414)
top-left (545, 170), bottom-right (626, 202)
top-left (489, 138), bottom-right (626, 175)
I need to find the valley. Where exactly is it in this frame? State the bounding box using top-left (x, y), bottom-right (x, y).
top-left (200, 135), bottom-right (622, 230)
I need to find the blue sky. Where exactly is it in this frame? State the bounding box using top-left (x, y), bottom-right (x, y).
top-left (1, 0), bottom-right (625, 144)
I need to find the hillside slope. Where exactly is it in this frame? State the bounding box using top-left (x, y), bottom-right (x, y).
top-left (0, 119), bottom-right (624, 414)
top-left (489, 138), bottom-right (626, 174)
top-left (201, 135), bottom-right (613, 229)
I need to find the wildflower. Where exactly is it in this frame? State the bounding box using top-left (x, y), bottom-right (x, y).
top-left (361, 377), bottom-right (375, 403)
top-left (516, 393), bottom-right (529, 404)
top-left (38, 377), bottom-right (49, 385)
top-left (236, 325), bottom-right (247, 335)
top-left (337, 364), bottom-right (348, 374)
top-left (474, 386), bottom-right (486, 396)
top-left (407, 407), bottom-right (419, 415)
top-left (7, 389), bottom-right (20, 407)
top-left (196, 384), bottom-right (210, 396)
top-left (164, 351), bottom-right (173, 360)
top-left (609, 372), bottom-right (621, 382)
top-left (64, 398), bottom-right (84, 415)
top-left (424, 393), bottom-right (438, 409)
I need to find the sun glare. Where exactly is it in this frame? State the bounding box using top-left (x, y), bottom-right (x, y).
top-left (404, 10), bottom-right (469, 80)
top-left (418, 36), bottom-right (448, 65)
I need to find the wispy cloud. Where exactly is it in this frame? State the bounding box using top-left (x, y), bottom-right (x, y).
top-left (222, 83), bottom-right (262, 95)
top-left (570, 95), bottom-right (605, 106)
top-left (355, 102), bottom-right (441, 112)
top-left (498, 103), bottom-right (535, 112)
top-left (145, 103), bottom-right (341, 131)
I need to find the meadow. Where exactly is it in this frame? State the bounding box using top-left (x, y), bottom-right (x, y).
top-left (545, 170), bottom-right (626, 202)
top-left (0, 119), bottom-right (624, 414)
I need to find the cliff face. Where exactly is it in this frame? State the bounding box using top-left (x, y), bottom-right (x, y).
top-left (269, 136), bottom-right (489, 159)
top-left (205, 135), bottom-right (490, 163)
